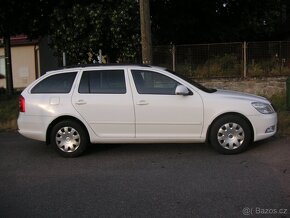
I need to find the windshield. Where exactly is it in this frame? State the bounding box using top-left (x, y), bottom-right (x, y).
top-left (166, 69), bottom-right (217, 93)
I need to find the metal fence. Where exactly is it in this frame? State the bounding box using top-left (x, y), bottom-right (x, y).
top-left (153, 41), bottom-right (290, 78)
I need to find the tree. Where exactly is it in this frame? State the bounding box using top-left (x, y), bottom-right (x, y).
top-left (110, 0), bottom-right (141, 62)
top-left (151, 0), bottom-right (221, 44)
top-left (48, 0), bottom-right (140, 64)
top-left (140, 0), bottom-right (152, 64)
top-left (49, 3), bottom-right (104, 64)
top-left (215, 0), bottom-right (286, 41)
top-left (150, 0), bottom-right (289, 44)
top-left (0, 0), bottom-right (54, 94)
top-left (1, 0), bottom-right (289, 88)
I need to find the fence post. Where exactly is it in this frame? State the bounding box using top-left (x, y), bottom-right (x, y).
top-left (172, 44), bottom-right (176, 71)
top-left (207, 44), bottom-right (210, 78)
top-left (62, 52), bottom-right (66, 67)
top-left (243, 41), bottom-right (247, 78)
top-left (279, 41), bottom-right (283, 75)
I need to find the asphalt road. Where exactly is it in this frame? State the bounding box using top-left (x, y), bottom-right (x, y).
top-left (0, 132), bottom-right (289, 218)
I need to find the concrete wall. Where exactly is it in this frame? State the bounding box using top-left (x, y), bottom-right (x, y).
top-left (196, 76), bottom-right (288, 98)
top-left (0, 45), bottom-right (37, 89)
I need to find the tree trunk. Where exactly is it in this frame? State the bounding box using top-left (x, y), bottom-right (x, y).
top-left (4, 34), bottom-right (13, 95)
top-left (139, 0), bottom-right (152, 65)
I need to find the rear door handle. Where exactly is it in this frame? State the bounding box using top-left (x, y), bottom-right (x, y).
top-left (136, 100), bottom-right (149, 105)
top-left (75, 100), bottom-right (87, 105)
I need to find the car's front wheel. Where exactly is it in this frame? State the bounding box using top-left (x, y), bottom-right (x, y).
top-left (209, 115), bottom-right (252, 154)
top-left (51, 120), bottom-right (88, 157)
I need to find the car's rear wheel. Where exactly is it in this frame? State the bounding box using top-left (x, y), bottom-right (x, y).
top-left (209, 115), bottom-right (252, 154)
top-left (51, 120), bottom-right (88, 157)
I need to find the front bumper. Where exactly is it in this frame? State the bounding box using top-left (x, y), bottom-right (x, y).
top-left (248, 112), bottom-right (277, 142)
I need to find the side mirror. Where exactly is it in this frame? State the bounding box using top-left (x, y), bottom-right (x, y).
top-left (175, 85), bottom-right (190, 96)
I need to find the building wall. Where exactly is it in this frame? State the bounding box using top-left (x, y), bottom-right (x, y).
top-left (0, 45), bottom-right (37, 89)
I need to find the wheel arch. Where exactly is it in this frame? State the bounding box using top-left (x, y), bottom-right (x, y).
top-left (46, 115), bottom-right (90, 145)
top-left (206, 112), bottom-right (254, 144)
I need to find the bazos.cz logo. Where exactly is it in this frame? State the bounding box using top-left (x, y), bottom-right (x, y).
top-left (242, 207), bottom-right (288, 216)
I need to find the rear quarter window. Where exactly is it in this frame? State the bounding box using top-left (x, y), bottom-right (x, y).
top-left (31, 72), bottom-right (77, 94)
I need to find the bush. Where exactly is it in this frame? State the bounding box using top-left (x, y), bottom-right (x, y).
top-left (176, 54), bottom-right (242, 78)
top-left (269, 94), bottom-right (290, 136)
top-left (248, 58), bottom-right (290, 77)
top-left (0, 95), bottom-right (19, 131)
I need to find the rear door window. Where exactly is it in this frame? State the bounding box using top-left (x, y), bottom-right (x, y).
top-left (79, 70), bottom-right (126, 94)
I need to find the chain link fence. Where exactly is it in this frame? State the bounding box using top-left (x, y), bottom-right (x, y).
top-left (153, 41), bottom-right (290, 78)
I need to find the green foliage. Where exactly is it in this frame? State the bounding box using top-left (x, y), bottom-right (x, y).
top-left (50, 4), bottom-right (104, 64)
top-left (176, 54), bottom-right (290, 78)
top-left (248, 58), bottom-right (290, 77)
top-left (177, 54), bottom-right (242, 78)
top-left (0, 95), bottom-right (18, 131)
top-left (205, 54), bottom-right (241, 77)
top-left (247, 63), bottom-right (264, 77)
top-left (175, 65), bottom-right (195, 77)
top-left (277, 111), bottom-right (290, 136)
top-left (1, 0), bottom-right (290, 47)
top-left (269, 93), bottom-right (287, 112)
top-left (110, 1), bottom-right (140, 61)
top-left (49, 1), bottom-right (140, 64)
top-left (269, 94), bottom-right (290, 136)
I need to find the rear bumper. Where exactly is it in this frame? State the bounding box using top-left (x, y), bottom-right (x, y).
top-left (17, 114), bottom-right (49, 142)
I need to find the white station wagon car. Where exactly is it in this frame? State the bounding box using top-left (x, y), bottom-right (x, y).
top-left (18, 64), bottom-right (277, 157)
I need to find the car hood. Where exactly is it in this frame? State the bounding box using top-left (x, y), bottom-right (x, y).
top-left (213, 89), bottom-right (268, 103)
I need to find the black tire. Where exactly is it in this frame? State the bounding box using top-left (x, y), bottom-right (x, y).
top-left (209, 115), bottom-right (252, 154)
top-left (51, 120), bottom-right (88, 157)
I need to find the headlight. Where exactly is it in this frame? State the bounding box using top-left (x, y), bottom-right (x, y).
top-left (251, 102), bottom-right (275, 114)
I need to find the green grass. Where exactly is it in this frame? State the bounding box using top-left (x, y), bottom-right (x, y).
top-left (0, 93), bottom-right (289, 136)
top-left (269, 93), bottom-right (290, 136)
top-left (0, 95), bottom-right (19, 131)
top-left (277, 111), bottom-right (290, 136)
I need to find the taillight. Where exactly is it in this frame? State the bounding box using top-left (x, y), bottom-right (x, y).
top-left (19, 95), bottom-right (25, 112)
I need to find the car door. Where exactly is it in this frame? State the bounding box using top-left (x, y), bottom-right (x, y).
top-left (72, 69), bottom-right (135, 138)
top-left (129, 69), bottom-right (203, 139)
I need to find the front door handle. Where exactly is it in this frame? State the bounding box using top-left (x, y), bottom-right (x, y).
top-left (136, 100), bottom-right (149, 105)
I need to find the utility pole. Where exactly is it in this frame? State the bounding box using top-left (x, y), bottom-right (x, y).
top-left (4, 34), bottom-right (13, 95)
top-left (139, 0), bottom-right (152, 64)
